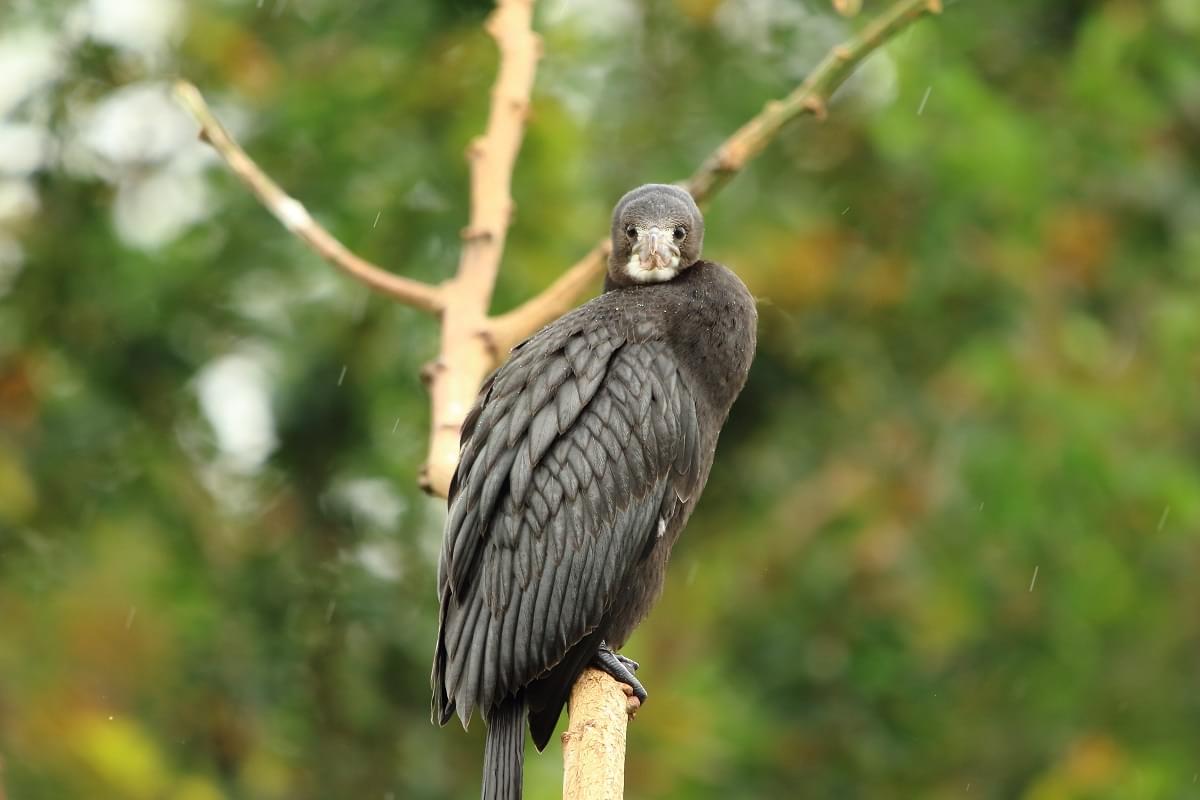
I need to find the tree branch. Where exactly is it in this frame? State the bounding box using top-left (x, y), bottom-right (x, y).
top-left (488, 0), bottom-right (942, 352)
top-left (419, 0), bottom-right (541, 496)
top-left (173, 82), bottom-right (445, 315)
top-left (686, 0), bottom-right (942, 199)
top-left (561, 669), bottom-right (641, 800)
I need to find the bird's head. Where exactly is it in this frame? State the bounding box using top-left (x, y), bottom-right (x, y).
top-left (607, 184), bottom-right (704, 287)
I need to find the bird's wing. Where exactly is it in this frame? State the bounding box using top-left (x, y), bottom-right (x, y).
top-left (433, 320), bottom-right (703, 726)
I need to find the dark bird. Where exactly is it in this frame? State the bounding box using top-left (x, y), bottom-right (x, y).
top-left (432, 184), bottom-right (757, 799)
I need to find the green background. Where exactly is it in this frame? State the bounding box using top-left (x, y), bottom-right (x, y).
top-left (2, 0), bottom-right (1199, 797)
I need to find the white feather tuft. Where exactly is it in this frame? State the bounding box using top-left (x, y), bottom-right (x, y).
top-left (624, 253), bottom-right (680, 283)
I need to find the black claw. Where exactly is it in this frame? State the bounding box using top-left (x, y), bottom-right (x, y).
top-left (592, 643), bottom-right (648, 703)
top-left (615, 653), bottom-right (640, 672)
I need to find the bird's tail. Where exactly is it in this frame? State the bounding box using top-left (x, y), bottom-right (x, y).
top-left (482, 694), bottom-right (526, 800)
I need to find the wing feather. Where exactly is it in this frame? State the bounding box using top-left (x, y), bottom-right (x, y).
top-left (433, 318), bottom-right (704, 726)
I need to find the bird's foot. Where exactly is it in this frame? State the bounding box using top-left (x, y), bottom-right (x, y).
top-left (592, 641), bottom-right (647, 704)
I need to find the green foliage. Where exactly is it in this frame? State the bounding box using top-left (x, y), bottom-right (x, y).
top-left (2, 0), bottom-right (1199, 797)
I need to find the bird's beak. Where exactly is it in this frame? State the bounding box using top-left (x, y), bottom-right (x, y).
top-left (635, 226), bottom-right (677, 270)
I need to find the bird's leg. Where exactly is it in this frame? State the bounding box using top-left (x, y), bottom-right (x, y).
top-left (592, 641), bottom-right (647, 703)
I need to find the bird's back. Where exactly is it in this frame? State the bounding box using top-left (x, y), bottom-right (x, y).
top-left (433, 258), bottom-right (755, 746)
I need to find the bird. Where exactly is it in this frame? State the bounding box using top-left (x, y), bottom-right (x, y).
top-left (432, 183), bottom-right (757, 799)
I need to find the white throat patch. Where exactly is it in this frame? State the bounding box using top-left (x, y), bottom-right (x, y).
top-left (624, 253), bottom-right (681, 283)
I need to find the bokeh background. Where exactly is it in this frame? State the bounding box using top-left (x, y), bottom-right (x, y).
top-left (2, 0), bottom-right (1200, 797)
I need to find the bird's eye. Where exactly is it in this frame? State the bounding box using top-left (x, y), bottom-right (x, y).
top-left (625, 226), bottom-right (638, 239)
top-left (673, 226), bottom-right (687, 241)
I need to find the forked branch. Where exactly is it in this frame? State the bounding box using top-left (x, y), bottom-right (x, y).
top-left (421, 0), bottom-right (541, 496)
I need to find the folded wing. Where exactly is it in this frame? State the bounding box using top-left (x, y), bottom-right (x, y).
top-left (433, 317), bottom-right (702, 726)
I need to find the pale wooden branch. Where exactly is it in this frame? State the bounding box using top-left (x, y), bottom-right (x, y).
top-left (488, 0), bottom-right (942, 352)
top-left (562, 669), bottom-right (641, 800)
top-left (419, 0), bottom-right (541, 496)
top-left (833, 0), bottom-right (863, 18)
top-left (172, 81), bottom-right (444, 315)
top-left (685, 0), bottom-right (942, 199)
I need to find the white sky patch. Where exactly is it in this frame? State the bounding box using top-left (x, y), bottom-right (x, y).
top-left (0, 29), bottom-right (64, 117)
top-left (538, 0), bottom-right (635, 122)
top-left (84, 0), bottom-right (184, 62)
top-left (328, 477), bottom-right (408, 532)
top-left (542, 0), bottom-right (639, 37)
top-left (716, 0), bottom-right (857, 89)
top-left (354, 542), bottom-right (403, 582)
top-left (0, 122), bottom-right (50, 177)
top-left (65, 81), bottom-right (216, 248)
top-left (195, 353), bottom-right (278, 474)
top-left (77, 81), bottom-right (202, 169)
top-left (0, 179), bottom-right (39, 221)
top-left (113, 168), bottom-right (211, 249)
top-left (715, 0), bottom-right (812, 56)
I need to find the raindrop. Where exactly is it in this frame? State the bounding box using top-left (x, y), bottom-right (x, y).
top-left (373, 211), bottom-right (382, 229)
top-left (337, 365), bottom-right (347, 386)
top-left (1028, 565), bottom-right (1039, 592)
top-left (1157, 505), bottom-right (1170, 532)
top-left (125, 606), bottom-right (137, 629)
top-left (917, 86), bottom-right (932, 115)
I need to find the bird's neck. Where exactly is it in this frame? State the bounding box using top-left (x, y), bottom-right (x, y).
top-left (663, 262), bottom-right (757, 413)
top-left (603, 261), bottom-right (756, 415)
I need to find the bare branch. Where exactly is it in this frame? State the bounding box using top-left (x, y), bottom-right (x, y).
top-left (489, 240), bottom-right (609, 354)
top-left (686, 0), bottom-right (942, 199)
top-left (562, 669), bottom-right (640, 800)
top-left (173, 81), bottom-right (444, 315)
top-left (420, 0), bottom-right (542, 496)
top-left (488, 0), bottom-right (941, 352)
top-left (833, 0), bottom-right (863, 18)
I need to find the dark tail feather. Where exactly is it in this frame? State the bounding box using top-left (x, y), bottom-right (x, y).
top-left (482, 694), bottom-right (525, 800)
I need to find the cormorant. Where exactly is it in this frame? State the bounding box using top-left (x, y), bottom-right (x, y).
top-left (432, 184), bottom-right (757, 799)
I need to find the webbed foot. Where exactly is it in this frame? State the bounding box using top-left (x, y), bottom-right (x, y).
top-left (591, 641), bottom-right (647, 703)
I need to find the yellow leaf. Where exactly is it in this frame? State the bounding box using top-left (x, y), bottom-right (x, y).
top-left (69, 714), bottom-right (170, 800)
top-left (172, 776), bottom-right (227, 800)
